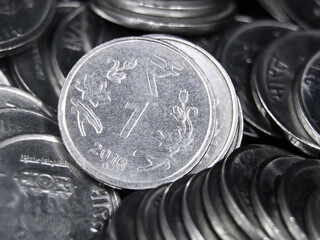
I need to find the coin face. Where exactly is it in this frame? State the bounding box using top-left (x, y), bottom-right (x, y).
top-left (0, 134), bottom-right (120, 240)
top-left (59, 37), bottom-right (214, 189)
top-left (0, 0), bottom-right (57, 56)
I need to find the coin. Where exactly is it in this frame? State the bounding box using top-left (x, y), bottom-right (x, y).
top-left (108, 190), bottom-right (147, 240)
top-left (219, 20), bottom-right (298, 137)
top-left (0, 108), bottom-right (59, 141)
top-left (220, 144), bottom-right (291, 239)
top-left (158, 175), bottom-right (192, 240)
top-left (89, 0), bottom-right (236, 35)
top-left (135, 186), bottom-right (167, 240)
top-left (257, 0), bottom-right (291, 22)
top-left (305, 188), bottom-right (320, 240)
top-left (251, 30), bottom-right (320, 156)
top-left (202, 161), bottom-right (247, 240)
top-left (182, 170), bottom-right (215, 240)
top-left (0, 0), bottom-right (57, 57)
top-left (0, 134), bottom-right (120, 239)
top-left (0, 85), bottom-right (54, 117)
top-left (279, 0), bottom-right (320, 29)
top-left (277, 160), bottom-right (320, 240)
top-left (294, 50), bottom-right (320, 145)
top-left (145, 34), bottom-right (239, 172)
top-left (251, 156), bottom-right (307, 240)
top-left (59, 37), bottom-right (215, 189)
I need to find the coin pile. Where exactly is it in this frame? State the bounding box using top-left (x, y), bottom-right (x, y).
top-left (0, 0), bottom-right (320, 239)
top-left (108, 144), bottom-right (320, 240)
top-left (215, 21), bottom-right (320, 157)
top-left (89, 0), bottom-right (237, 35)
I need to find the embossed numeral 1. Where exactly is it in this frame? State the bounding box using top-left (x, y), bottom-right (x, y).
top-left (120, 101), bottom-right (150, 139)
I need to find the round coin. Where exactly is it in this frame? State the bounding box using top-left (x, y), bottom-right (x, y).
top-left (251, 156), bottom-right (308, 240)
top-left (251, 30), bottom-right (320, 156)
top-left (294, 50), bottom-right (320, 145)
top-left (277, 160), bottom-right (320, 240)
top-left (279, 0), bottom-right (320, 29)
top-left (219, 20), bottom-right (298, 137)
top-left (220, 144), bottom-right (291, 239)
top-left (0, 85), bottom-right (54, 118)
top-left (0, 134), bottom-right (120, 239)
top-left (305, 187), bottom-right (320, 240)
top-left (59, 37), bottom-right (215, 189)
top-left (0, 0), bottom-right (57, 57)
top-left (0, 108), bottom-right (59, 141)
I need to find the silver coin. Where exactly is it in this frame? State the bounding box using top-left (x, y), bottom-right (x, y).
top-left (135, 185), bottom-right (167, 240)
top-left (59, 37), bottom-right (215, 189)
top-left (103, 0), bottom-right (229, 18)
top-left (279, 0), bottom-right (320, 29)
top-left (251, 156), bottom-right (307, 240)
top-left (145, 34), bottom-right (238, 173)
top-left (0, 0), bottom-right (57, 57)
top-left (182, 170), bottom-right (217, 240)
top-left (202, 161), bottom-right (247, 240)
top-left (305, 187), bottom-right (320, 240)
top-left (257, 0), bottom-right (291, 22)
top-left (0, 108), bottom-right (59, 142)
top-left (0, 58), bottom-right (12, 86)
top-left (251, 31), bottom-right (320, 156)
top-left (294, 50), bottom-right (320, 145)
top-left (89, 0), bottom-right (235, 35)
top-left (219, 20), bottom-right (298, 137)
top-left (158, 175), bottom-right (192, 240)
top-left (0, 85), bottom-right (54, 118)
top-left (220, 144), bottom-right (291, 239)
top-left (0, 134), bottom-right (120, 239)
top-left (277, 160), bottom-right (320, 240)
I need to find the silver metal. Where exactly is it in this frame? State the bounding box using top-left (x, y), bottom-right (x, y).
top-left (145, 34), bottom-right (238, 173)
top-left (0, 133), bottom-right (120, 239)
top-left (294, 51), bottom-right (320, 145)
top-left (0, 0), bottom-right (57, 57)
top-left (0, 85), bottom-right (54, 118)
top-left (251, 31), bottom-right (320, 156)
top-left (59, 37), bottom-right (215, 189)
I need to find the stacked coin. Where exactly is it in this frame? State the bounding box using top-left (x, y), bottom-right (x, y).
top-left (216, 21), bottom-right (320, 156)
top-left (108, 144), bottom-right (320, 240)
top-left (58, 35), bottom-right (241, 190)
top-left (89, 0), bottom-right (237, 34)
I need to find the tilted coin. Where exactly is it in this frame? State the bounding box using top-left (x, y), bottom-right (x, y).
top-left (251, 156), bottom-right (307, 240)
top-left (219, 20), bottom-right (298, 137)
top-left (0, 85), bottom-right (54, 118)
top-left (145, 34), bottom-right (239, 173)
top-left (10, 1), bottom-right (81, 110)
top-left (108, 191), bottom-right (147, 240)
top-left (51, 5), bottom-right (139, 87)
top-left (257, 0), bottom-right (291, 22)
top-left (135, 185), bottom-right (166, 240)
top-left (277, 160), bottom-right (320, 240)
top-left (0, 134), bottom-right (120, 239)
top-left (0, 108), bottom-right (59, 142)
top-left (220, 144), bottom-right (291, 239)
top-left (0, 0), bottom-right (57, 57)
top-left (305, 187), bottom-right (320, 240)
top-left (159, 175), bottom-right (192, 240)
top-left (59, 37), bottom-right (215, 189)
top-left (202, 161), bottom-right (247, 240)
top-left (279, 0), bottom-right (320, 29)
top-left (294, 50), bottom-right (320, 145)
top-left (251, 30), bottom-right (320, 156)
top-left (182, 170), bottom-right (217, 240)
